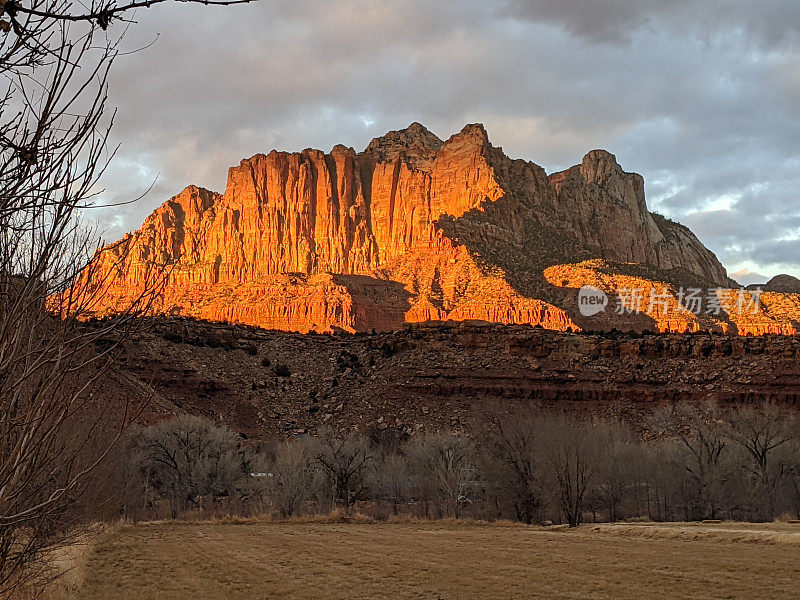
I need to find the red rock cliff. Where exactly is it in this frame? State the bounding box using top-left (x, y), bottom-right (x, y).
top-left (73, 123), bottom-right (799, 334)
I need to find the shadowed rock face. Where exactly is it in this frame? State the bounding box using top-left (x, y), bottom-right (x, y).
top-left (74, 123), bottom-right (799, 334)
top-left (764, 275), bottom-right (800, 294)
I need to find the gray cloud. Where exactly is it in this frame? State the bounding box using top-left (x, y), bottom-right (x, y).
top-left (501, 0), bottom-right (800, 48)
top-left (88, 0), bottom-right (800, 279)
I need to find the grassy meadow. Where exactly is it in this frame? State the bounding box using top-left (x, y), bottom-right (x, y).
top-left (51, 520), bottom-right (800, 600)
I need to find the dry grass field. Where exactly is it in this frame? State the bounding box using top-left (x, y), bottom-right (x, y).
top-left (70, 520), bottom-right (800, 600)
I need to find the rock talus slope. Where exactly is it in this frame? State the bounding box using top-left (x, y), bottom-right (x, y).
top-left (76, 123), bottom-right (799, 334)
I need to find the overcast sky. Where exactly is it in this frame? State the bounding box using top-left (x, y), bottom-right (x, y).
top-left (93, 0), bottom-right (800, 285)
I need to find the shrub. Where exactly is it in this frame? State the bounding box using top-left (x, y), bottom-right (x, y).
top-left (336, 350), bottom-right (360, 373)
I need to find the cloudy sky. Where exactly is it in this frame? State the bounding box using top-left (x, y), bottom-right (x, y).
top-left (95, 0), bottom-right (800, 284)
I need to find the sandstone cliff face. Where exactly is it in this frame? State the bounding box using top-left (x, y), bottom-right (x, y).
top-left (75, 123), bottom-right (799, 335)
top-left (548, 150), bottom-right (732, 287)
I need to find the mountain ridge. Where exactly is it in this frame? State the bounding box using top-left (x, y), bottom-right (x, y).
top-left (73, 123), bottom-right (800, 335)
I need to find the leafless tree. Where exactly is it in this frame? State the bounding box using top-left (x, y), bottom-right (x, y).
top-left (776, 441), bottom-right (800, 519)
top-left (593, 421), bottom-right (638, 522)
top-left (314, 433), bottom-right (373, 515)
top-left (0, 0), bottom-right (251, 593)
top-left (133, 415), bottom-right (245, 518)
top-left (652, 402), bottom-right (730, 520)
top-left (256, 440), bottom-right (316, 519)
top-left (725, 402), bottom-right (796, 517)
top-left (634, 442), bottom-right (681, 522)
top-left (371, 452), bottom-right (410, 516)
top-left (726, 403), bottom-right (796, 477)
top-left (543, 415), bottom-right (600, 527)
top-left (409, 434), bottom-right (477, 519)
top-left (486, 412), bottom-right (547, 524)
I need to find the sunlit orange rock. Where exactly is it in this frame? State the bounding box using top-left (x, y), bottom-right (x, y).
top-left (73, 123), bottom-right (800, 335)
top-left (544, 260), bottom-right (799, 335)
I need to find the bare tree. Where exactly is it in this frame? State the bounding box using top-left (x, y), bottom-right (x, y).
top-left (257, 440), bottom-right (316, 519)
top-left (725, 402), bottom-right (796, 517)
top-left (777, 441), bottom-right (800, 519)
top-left (486, 412), bottom-right (547, 524)
top-left (133, 415), bottom-right (245, 518)
top-left (0, 0), bottom-right (251, 593)
top-left (593, 421), bottom-right (638, 522)
top-left (543, 415), bottom-right (600, 527)
top-left (409, 434), bottom-right (477, 519)
top-left (314, 433), bottom-right (373, 515)
top-left (726, 403), bottom-right (796, 476)
top-left (371, 452), bottom-right (410, 516)
top-left (635, 442), bottom-right (683, 522)
top-left (652, 402), bottom-right (729, 520)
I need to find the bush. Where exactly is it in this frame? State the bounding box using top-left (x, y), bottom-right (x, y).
top-left (336, 350), bottom-right (360, 373)
top-left (380, 342), bottom-right (399, 357)
top-left (274, 363), bottom-right (291, 377)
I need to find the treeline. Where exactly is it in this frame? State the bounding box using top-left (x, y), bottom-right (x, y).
top-left (111, 402), bottom-right (800, 525)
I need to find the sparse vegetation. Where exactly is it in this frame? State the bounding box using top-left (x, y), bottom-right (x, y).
top-left (163, 332), bottom-right (184, 344)
top-left (336, 350), bottom-right (361, 373)
top-left (274, 363), bottom-right (291, 377)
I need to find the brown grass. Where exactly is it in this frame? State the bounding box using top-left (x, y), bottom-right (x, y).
top-left (76, 520), bottom-right (800, 600)
top-left (588, 521), bottom-right (800, 546)
top-left (13, 524), bottom-right (114, 600)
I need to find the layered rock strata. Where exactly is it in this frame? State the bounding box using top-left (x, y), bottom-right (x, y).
top-left (75, 123), bottom-right (798, 335)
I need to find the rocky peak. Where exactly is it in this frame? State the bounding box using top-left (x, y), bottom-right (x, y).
top-left (579, 149), bottom-right (647, 214)
top-left (579, 149), bottom-right (624, 183)
top-left (432, 123), bottom-right (493, 162)
top-left (764, 274), bottom-right (800, 293)
top-left (451, 123), bottom-right (490, 145)
top-left (170, 185), bottom-right (217, 219)
top-left (363, 122), bottom-right (443, 169)
top-left (331, 144), bottom-right (355, 157)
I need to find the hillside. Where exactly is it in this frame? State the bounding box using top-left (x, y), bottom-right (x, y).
top-left (118, 319), bottom-right (800, 439)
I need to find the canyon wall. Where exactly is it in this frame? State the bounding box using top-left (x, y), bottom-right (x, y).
top-left (75, 123), bottom-right (800, 334)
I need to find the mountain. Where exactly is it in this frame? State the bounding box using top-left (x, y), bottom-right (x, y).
top-left (75, 123), bottom-right (800, 335)
top-left (763, 274), bottom-right (800, 294)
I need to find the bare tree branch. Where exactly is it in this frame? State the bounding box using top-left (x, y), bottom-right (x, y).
top-left (0, 0), bottom-right (252, 593)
